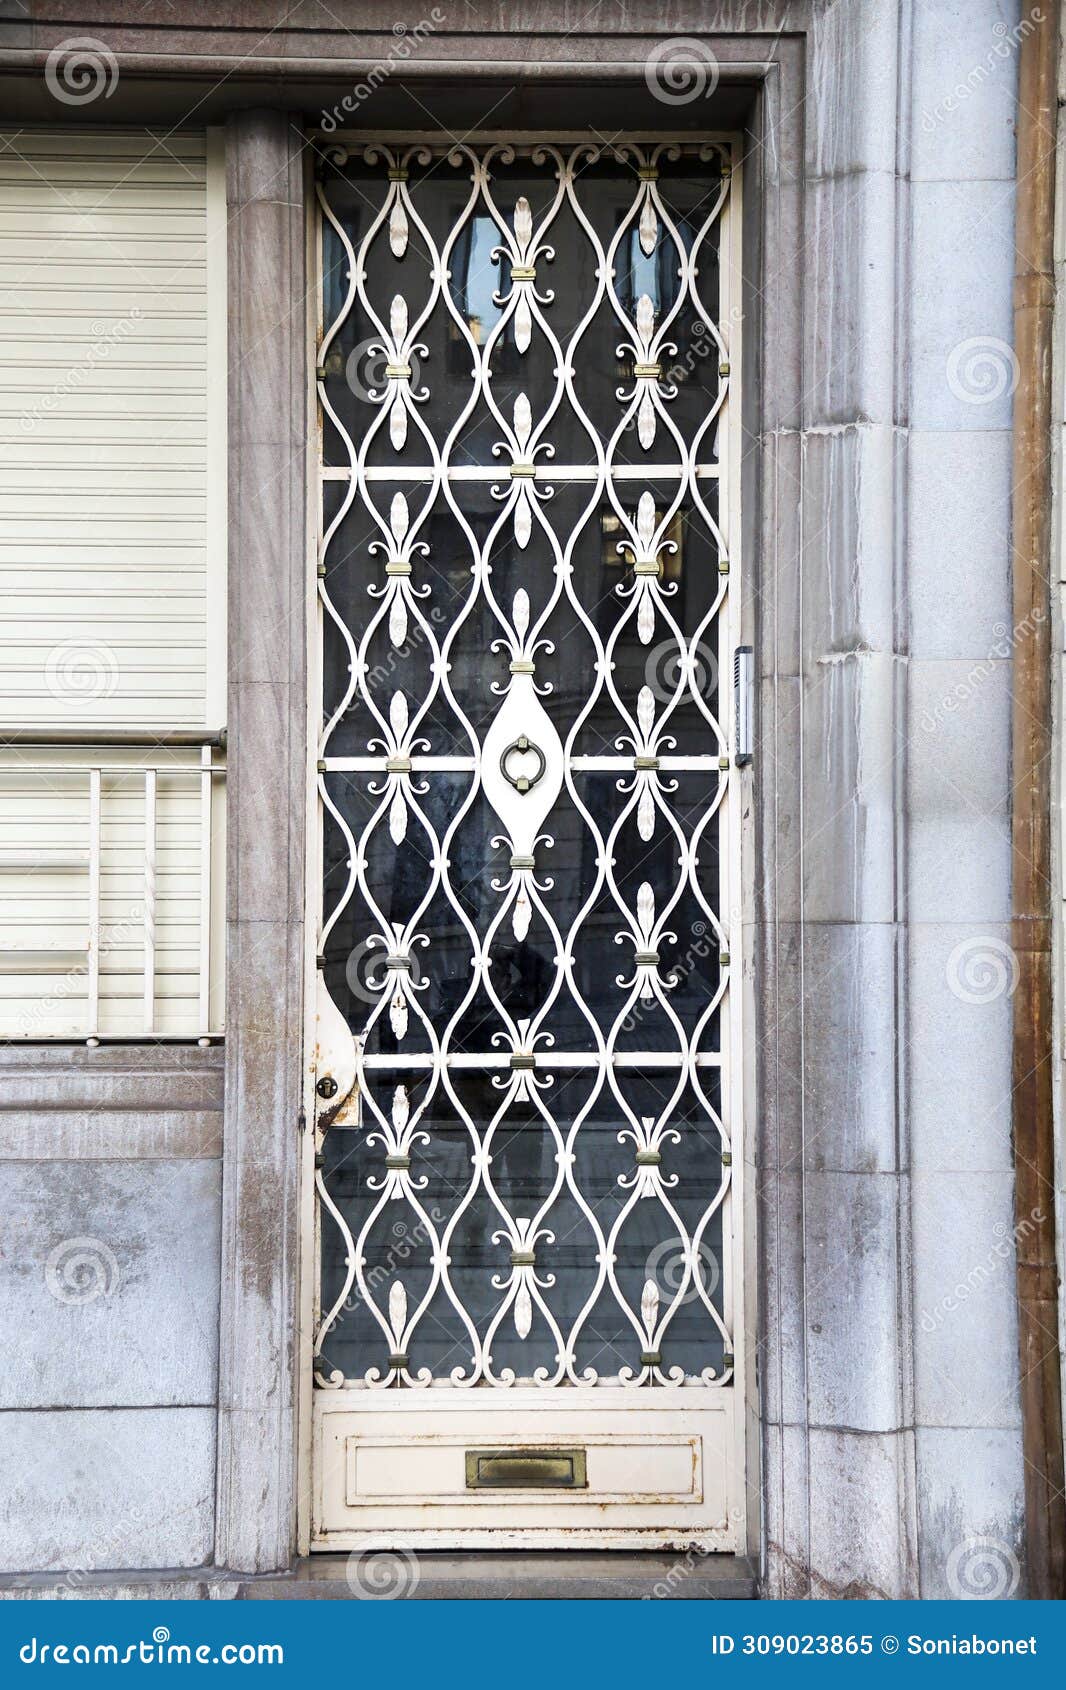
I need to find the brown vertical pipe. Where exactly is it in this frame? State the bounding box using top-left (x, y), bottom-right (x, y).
top-left (1012, 0), bottom-right (1066, 1602)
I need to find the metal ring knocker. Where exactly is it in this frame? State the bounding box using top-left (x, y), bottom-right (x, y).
top-left (500, 734), bottom-right (546, 795)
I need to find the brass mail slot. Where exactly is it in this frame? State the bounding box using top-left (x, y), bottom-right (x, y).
top-left (465, 1447), bottom-right (588, 1490)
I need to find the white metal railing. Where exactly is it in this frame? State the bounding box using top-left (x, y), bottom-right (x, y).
top-left (0, 732), bottom-right (225, 1044)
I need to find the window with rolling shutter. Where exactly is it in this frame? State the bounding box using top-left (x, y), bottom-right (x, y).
top-left (0, 128), bottom-right (226, 1041)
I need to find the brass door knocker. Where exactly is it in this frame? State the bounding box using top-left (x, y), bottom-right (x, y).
top-left (500, 734), bottom-right (546, 794)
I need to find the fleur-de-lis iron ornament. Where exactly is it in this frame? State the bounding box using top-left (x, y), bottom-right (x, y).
top-left (389, 190), bottom-right (408, 258)
top-left (513, 197), bottom-right (534, 354)
top-left (388, 691), bottom-right (409, 845)
top-left (635, 293), bottom-right (658, 450)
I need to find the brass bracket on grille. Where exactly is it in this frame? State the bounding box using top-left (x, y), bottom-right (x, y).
top-left (385, 558), bottom-right (411, 576)
top-left (634, 950), bottom-right (660, 967)
top-left (386, 755), bottom-right (411, 774)
top-left (510, 1249), bottom-right (536, 1266)
top-left (465, 1448), bottom-right (587, 1490)
top-left (384, 1154), bottom-right (411, 1170)
top-left (511, 265), bottom-right (536, 282)
top-left (633, 362), bottom-right (662, 380)
top-left (510, 1052), bottom-right (535, 1071)
top-left (635, 1148), bottom-right (661, 1166)
top-left (510, 461), bottom-right (536, 478)
top-left (640, 1350), bottom-right (661, 1367)
top-left (633, 755), bottom-right (660, 771)
top-left (384, 362), bottom-right (411, 379)
top-left (634, 558), bottom-right (661, 576)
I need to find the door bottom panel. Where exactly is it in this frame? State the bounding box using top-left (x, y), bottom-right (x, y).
top-left (313, 1388), bottom-right (740, 1549)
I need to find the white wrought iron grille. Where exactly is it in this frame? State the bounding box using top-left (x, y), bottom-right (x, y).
top-left (313, 137), bottom-right (739, 1392)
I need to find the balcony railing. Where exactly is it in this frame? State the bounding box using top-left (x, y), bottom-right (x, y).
top-left (0, 731), bottom-right (225, 1044)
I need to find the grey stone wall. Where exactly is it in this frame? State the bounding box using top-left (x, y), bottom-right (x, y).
top-left (905, 0), bottom-right (1024, 1599)
top-left (0, 1049), bottom-right (223, 1573)
top-left (215, 108), bottom-right (308, 1577)
top-left (759, 0), bottom-right (1025, 1600)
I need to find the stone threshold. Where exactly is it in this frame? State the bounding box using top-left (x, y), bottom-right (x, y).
top-left (0, 1553), bottom-right (758, 1602)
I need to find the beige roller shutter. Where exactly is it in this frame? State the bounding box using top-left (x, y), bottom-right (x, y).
top-left (0, 128), bottom-right (226, 1040)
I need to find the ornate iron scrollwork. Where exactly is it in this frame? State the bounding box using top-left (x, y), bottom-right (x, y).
top-left (313, 137), bottom-right (737, 1393)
